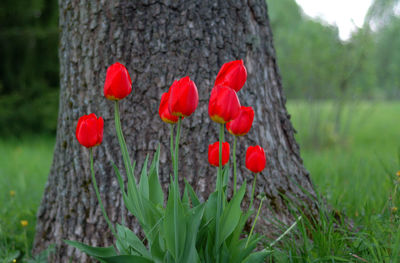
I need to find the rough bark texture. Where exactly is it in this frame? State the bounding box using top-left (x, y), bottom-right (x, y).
top-left (34, 0), bottom-right (317, 261)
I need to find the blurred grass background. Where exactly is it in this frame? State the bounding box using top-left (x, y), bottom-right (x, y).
top-left (0, 0), bottom-right (399, 261)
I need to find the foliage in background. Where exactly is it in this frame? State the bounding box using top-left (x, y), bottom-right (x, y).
top-left (1, 0), bottom-right (399, 134)
top-left (0, 0), bottom-right (59, 136)
top-left (267, 0), bottom-right (400, 100)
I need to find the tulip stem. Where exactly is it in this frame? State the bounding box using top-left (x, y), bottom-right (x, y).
top-left (170, 124), bottom-right (174, 165)
top-left (90, 149), bottom-right (117, 238)
top-left (233, 136), bottom-right (237, 195)
top-left (173, 117), bottom-right (182, 184)
top-left (245, 197), bottom-right (265, 248)
top-left (173, 117), bottom-right (182, 260)
top-left (215, 123), bottom-right (224, 258)
top-left (250, 172), bottom-right (258, 209)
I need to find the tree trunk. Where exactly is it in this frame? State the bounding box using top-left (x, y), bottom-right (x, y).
top-left (34, 0), bottom-right (317, 261)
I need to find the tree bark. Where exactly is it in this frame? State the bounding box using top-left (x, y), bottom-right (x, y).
top-left (34, 0), bottom-right (317, 261)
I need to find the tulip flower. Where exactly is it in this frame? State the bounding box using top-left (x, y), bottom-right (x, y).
top-left (104, 62), bottom-right (132, 100)
top-left (159, 90), bottom-right (178, 124)
top-left (226, 106), bottom-right (254, 136)
top-left (208, 141), bottom-right (230, 167)
top-left (208, 85), bottom-right (241, 124)
top-left (168, 76), bottom-right (198, 117)
top-left (214, 60), bottom-right (247, 92)
top-left (76, 113), bottom-right (104, 148)
top-left (245, 145), bottom-right (266, 173)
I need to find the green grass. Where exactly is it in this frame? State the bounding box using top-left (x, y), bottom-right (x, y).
top-left (1, 101), bottom-right (399, 262)
top-left (0, 137), bottom-right (54, 262)
top-left (265, 100), bottom-right (400, 262)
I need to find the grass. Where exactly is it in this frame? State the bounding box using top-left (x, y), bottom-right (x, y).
top-left (0, 137), bottom-right (54, 262)
top-left (265, 100), bottom-right (400, 262)
top-left (0, 100), bottom-right (399, 262)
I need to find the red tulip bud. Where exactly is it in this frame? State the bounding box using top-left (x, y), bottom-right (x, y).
top-left (76, 113), bottom-right (104, 148)
top-left (159, 90), bottom-right (179, 124)
top-left (226, 106), bottom-right (254, 136)
top-left (208, 85), bottom-right (241, 124)
top-left (104, 62), bottom-right (132, 100)
top-left (215, 60), bottom-right (247, 92)
top-left (208, 141), bottom-right (230, 167)
top-left (245, 145), bottom-right (266, 173)
top-left (168, 76), bottom-right (198, 117)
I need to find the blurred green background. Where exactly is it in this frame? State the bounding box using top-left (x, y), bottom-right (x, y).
top-left (1, 0), bottom-right (400, 136)
top-left (1, 0), bottom-right (400, 261)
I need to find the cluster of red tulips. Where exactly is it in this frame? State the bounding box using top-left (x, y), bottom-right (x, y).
top-left (76, 60), bottom-right (266, 178)
top-left (72, 59), bottom-right (270, 262)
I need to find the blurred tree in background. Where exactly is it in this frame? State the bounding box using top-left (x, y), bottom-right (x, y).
top-left (0, 0), bottom-right (59, 135)
top-left (0, 0), bottom-right (399, 135)
top-left (268, 0), bottom-right (400, 100)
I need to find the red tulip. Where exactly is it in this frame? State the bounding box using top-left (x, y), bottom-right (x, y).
top-left (168, 76), bottom-right (198, 117)
top-left (104, 62), bottom-right (132, 100)
top-left (208, 85), bottom-right (241, 124)
top-left (208, 141), bottom-right (230, 167)
top-left (76, 113), bottom-right (104, 148)
top-left (226, 106), bottom-right (254, 136)
top-left (245, 145), bottom-right (266, 173)
top-left (214, 60), bottom-right (247, 92)
top-left (159, 90), bottom-right (179, 124)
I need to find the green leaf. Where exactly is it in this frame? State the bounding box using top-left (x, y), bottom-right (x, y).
top-left (2, 251), bottom-right (20, 263)
top-left (163, 183), bottom-right (186, 260)
top-left (228, 210), bottom-right (253, 250)
top-left (112, 162), bottom-right (125, 194)
top-left (242, 250), bottom-right (269, 263)
top-left (148, 145), bottom-right (164, 206)
top-left (150, 232), bottom-right (166, 263)
top-left (181, 203), bottom-right (205, 262)
top-left (218, 182), bottom-right (246, 248)
top-left (185, 179), bottom-right (200, 207)
top-left (116, 224), bottom-right (152, 259)
top-left (139, 155), bottom-right (150, 199)
top-left (182, 184), bottom-right (190, 206)
top-left (204, 191), bottom-right (218, 222)
top-left (96, 255), bottom-right (154, 263)
top-left (64, 240), bottom-right (117, 258)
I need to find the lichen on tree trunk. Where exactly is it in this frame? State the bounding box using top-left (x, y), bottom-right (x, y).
top-left (33, 0), bottom-right (317, 261)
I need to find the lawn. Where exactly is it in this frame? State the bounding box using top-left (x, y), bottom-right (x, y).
top-left (0, 101), bottom-right (399, 262)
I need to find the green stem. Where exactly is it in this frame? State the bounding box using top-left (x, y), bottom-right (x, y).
top-left (173, 117), bottom-right (182, 260)
top-left (215, 123), bottom-right (225, 260)
top-left (170, 124), bottom-right (175, 165)
top-left (245, 197), bottom-right (265, 248)
top-left (90, 149), bottom-right (117, 237)
top-left (173, 118), bottom-right (181, 183)
top-left (233, 136), bottom-right (237, 195)
top-left (249, 172), bottom-right (258, 209)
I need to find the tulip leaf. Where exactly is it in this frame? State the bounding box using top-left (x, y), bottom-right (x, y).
top-left (112, 162), bottom-right (125, 195)
top-left (64, 240), bottom-right (117, 258)
top-left (95, 255), bottom-right (154, 263)
top-left (116, 224), bottom-right (152, 259)
top-left (181, 203), bottom-right (205, 262)
top-left (217, 182), bottom-right (246, 248)
top-left (242, 250), bottom-right (269, 263)
top-left (163, 183), bottom-right (186, 260)
top-left (148, 145), bottom-right (163, 207)
top-left (184, 179), bottom-right (200, 207)
top-left (139, 155), bottom-right (150, 200)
